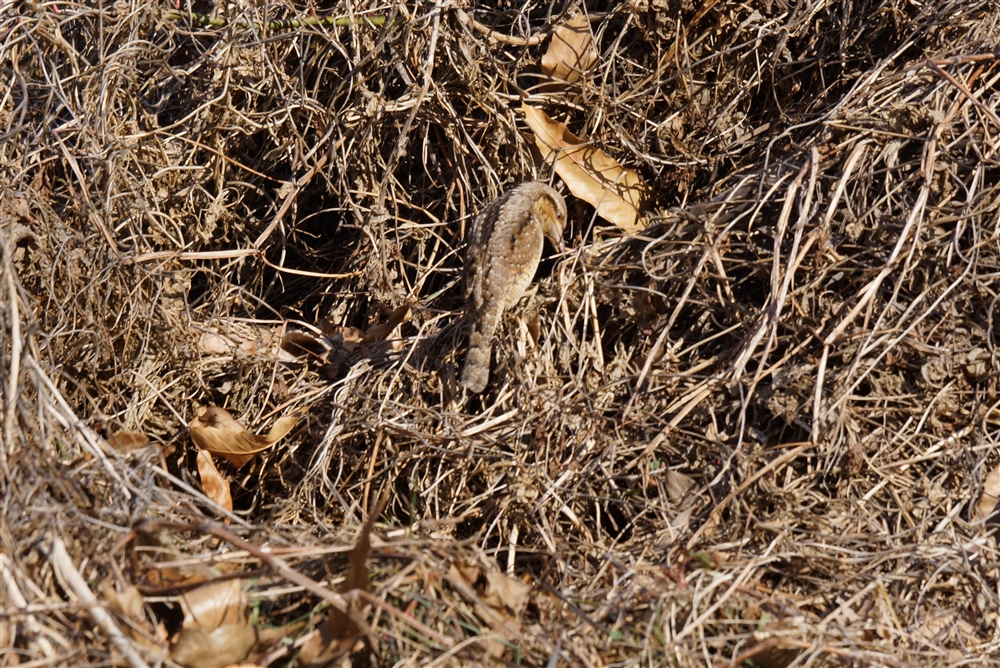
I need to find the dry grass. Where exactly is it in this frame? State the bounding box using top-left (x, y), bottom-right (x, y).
top-left (3, 0), bottom-right (1000, 665)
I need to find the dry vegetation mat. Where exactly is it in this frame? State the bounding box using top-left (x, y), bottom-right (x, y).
top-left (3, 0), bottom-right (1000, 665)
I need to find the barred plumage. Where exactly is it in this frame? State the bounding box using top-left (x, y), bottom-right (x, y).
top-left (461, 182), bottom-right (567, 394)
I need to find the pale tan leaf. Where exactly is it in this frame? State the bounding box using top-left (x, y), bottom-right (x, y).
top-left (973, 463), bottom-right (1000, 523)
top-left (189, 406), bottom-right (302, 469)
top-left (107, 431), bottom-right (149, 450)
top-left (522, 103), bottom-right (647, 232)
top-left (196, 450), bottom-right (233, 512)
top-left (327, 326), bottom-right (366, 354)
top-left (669, 506), bottom-right (693, 535)
top-left (170, 624), bottom-right (258, 668)
top-left (198, 328), bottom-right (261, 356)
top-left (485, 638), bottom-right (507, 659)
top-left (102, 583), bottom-right (146, 623)
top-left (665, 469), bottom-right (695, 503)
top-left (455, 563), bottom-right (481, 588)
top-left (180, 578), bottom-right (246, 631)
top-left (142, 562), bottom-right (223, 591)
top-left (102, 583), bottom-right (170, 653)
top-left (481, 572), bottom-right (531, 616)
top-left (541, 14), bottom-right (597, 84)
top-left (199, 332), bottom-right (239, 356)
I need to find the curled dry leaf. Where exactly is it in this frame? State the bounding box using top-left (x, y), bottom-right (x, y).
top-left (170, 579), bottom-right (257, 668)
top-left (481, 572), bottom-right (531, 616)
top-left (103, 583), bottom-right (170, 652)
top-left (972, 462), bottom-right (1000, 523)
top-left (449, 562), bottom-right (530, 617)
top-left (107, 431), bottom-right (149, 450)
top-left (189, 406), bottom-right (302, 469)
top-left (540, 14), bottom-right (597, 84)
top-left (364, 301), bottom-right (413, 344)
top-left (522, 103), bottom-right (647, 232)
top-left (327, 326), bottom-right (366, 354)
top-left (196, 450), bottom-right (233, 512)
top-left (665, 469), bottom-right (695, 503)
top-left (197, 326), bottom-right (271, 357)
top-left (281, 331), bottom-right (332, 360)
top-left (172, 577), bottom-right (257, 668)
top-left (180, 578), bottom-right (246, 631)
top-left (170, 625), bottom-right (258, 668)
top-left (296, 303), bottom-right (412, 368)
top-left (102, 583), bottom-right (146, 623)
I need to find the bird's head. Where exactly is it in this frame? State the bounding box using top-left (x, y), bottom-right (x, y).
top-left (533, 186), bottom-right (568, 253)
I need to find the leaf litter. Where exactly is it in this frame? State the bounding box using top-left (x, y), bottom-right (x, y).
top-left (189, 406), bottom-right (303, 469)
top-left (540, 13), bottom-right (598, 85)
top-left (523, 103), bottom-right (649, 232)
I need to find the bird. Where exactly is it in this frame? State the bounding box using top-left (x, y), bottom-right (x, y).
top-left (461, 181), bottom-right (568, 394)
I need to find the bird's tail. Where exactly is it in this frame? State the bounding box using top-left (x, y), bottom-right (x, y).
top-left (461, 317), bottom-right (497, 394)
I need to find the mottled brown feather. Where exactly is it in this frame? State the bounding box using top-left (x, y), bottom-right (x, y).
top-left (461, 182), bottom-right (568, 393)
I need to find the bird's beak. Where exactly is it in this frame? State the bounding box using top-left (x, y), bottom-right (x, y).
top-left (557, 237), bottom-right (566, 254)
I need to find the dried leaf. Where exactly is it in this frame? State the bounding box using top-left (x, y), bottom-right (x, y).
top-left (327, 326), bottom-right (366, 354)
top-left (364, 301), bottom-right (413, 343)
top-left (107, 431), bottom-right (149, 450)
top-left (522, 103), bottom-right (647, 232)
top-left (743, 635), bottom-right (803, 668)
top-left (973, 463), bottom-right (1000, 523)
top-left (540, 14), bottom-right (597, 84)
top-left (196, 450), bottom-right (233, 512)
top-left (665, 469), bottom-right (695, 503)
top-left (481, 572), bottom-right (531, 616)
top-left (198, 328), bottom-right (261, 356)
top-left (103, 583), bottom-right (169, 652)
top-left (189, 406), bottom-right (302, 469)
top-left (180, 578), bottom-right (247, 631)
top-left (281, 331), bottom-right (331, 360)
top-left (143, 565), bottom-right (243, 599)
top-left (448, 561), bottom-right (529, 617)
top-left (455, 563), bottom-right (481, 588)
top-left (659, 505), bottom-right (686, 533)
top-left (170, 624), bottom-right (258, 668)
top-left (103, 583), bottom-right (146, 623)
top-left (298, 491), bottom-right (387, 667)
top-left (199, 332), bottom-right (240, 356)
